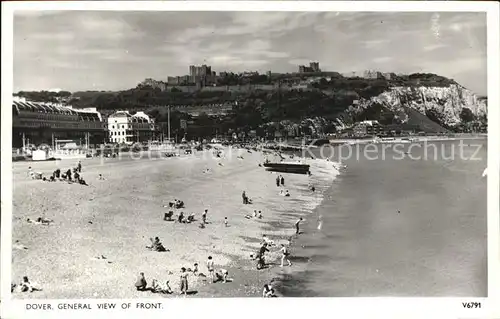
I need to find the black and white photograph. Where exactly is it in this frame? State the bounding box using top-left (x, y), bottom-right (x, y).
top-left (1, 1), bottom-right (499, 318)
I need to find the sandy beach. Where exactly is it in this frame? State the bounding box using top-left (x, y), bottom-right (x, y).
top-left (11, 147), bottom-right (338, 298)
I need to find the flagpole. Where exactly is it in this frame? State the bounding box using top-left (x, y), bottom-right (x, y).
top-left (168, 105), bottom-right (171, 142)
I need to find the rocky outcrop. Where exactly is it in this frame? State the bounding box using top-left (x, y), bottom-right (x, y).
top-left (335, 84), bottom-right (487, 132)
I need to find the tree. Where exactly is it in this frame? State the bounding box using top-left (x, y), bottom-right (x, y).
top-left (459, 107), bottom-right (475, 123)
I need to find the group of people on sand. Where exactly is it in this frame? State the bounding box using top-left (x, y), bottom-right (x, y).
top-left (252, 235), bottom-right (293, 269)
top-left (163, 200), bottom-right (209, 228)
top-left (28, 160), bottom-right (88, 186)
top-left (245, 209), bottom-right (263, 220)
top-left (26, 217), bottom-right (53, 226)
top-left (135, 255), bottom-right (231, 296)
top-left (146, 237), bottom-right (168, 252)
top-left (11, 276), bottom-right (42, 293)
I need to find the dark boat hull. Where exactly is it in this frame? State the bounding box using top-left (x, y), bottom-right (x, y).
top-left (263, 163), bottom-right (310, 174)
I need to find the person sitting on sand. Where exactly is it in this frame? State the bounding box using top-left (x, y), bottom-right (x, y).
top-left (178, 212), bottom-right (185, 223)
top-left (19, 276), bottom-right (41, 293)
top-left (98, 174), bottom-right (105, 180)
top-left (244, 214), bottom-right (252, 219)
top-left (151, 279), bottom-right (172, 294)
top-left (285, 190), bottom-right (290, 197)
top-left (175, 200), bottom-right (185, 209)
top-left (74, 171), bottom-right (81, 182)
top-left (78, 177), bottom-right (88, 186)
top-left (147, 237), bottom-right (167, 252)
top-left (66, 169), bottom-right (72, 182)
top-left (164, 211), bottom-right (174, 221)
top-left (257, 210), bottom-right (263, 219)
top-left (187, 213), bottom-right (195, 223)
top-left (27, 217), bottom-right (52, 226)
top-left (135, 272), bottom-right (147, 291)
top-left (263, 283), bottom-right (276, 297)
top-left (215, 269), bottom-right (229, 283)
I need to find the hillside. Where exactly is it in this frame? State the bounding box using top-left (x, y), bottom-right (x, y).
top-left (14, 73), bottom-right (487, 134)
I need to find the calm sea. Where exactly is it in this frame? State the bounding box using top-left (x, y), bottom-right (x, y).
top-left (277, 140), bottom-right (487, 297)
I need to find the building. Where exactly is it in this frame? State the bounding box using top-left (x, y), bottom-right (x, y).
top-left (139, 78), bottom-right (168, 91)
top-left (107, 111), bottom-right (155, 144)
top-left (12, 97), bottom-right (106, 148)
top-left (352, 120), bottom-right (382, 137)
top-left (299, 62), bottom-right (321, 73)
top-left (362, 70), bottom-right (378, 79)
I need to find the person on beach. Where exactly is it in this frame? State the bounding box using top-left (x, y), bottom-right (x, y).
top-left (178, 212), bottom-right (185, 223)
top-left (192, 263), bottom-right (199, 276)
top-left (285, 190), bottom-right (290, 197)
top-left (280, 244), bottom-right (292, 267)
top-left (179, 267), bottom-right (189, 295)
top-left (66, 169), bottom-right (72, 182)
top-left (28, 167), bottom-right (33, 178)
top-left (187, 213), bottom-right (195, 223)
top-left (151, 279), bottom-right (172, 294)
top-left (135, 272), bottom-right (147, 291)
top-left (257, 210), bottom-right (263, 219)
top-left (19, 276), bottom-right (41, 293)
top-left (207, 256), bottom-right (215, 283)
top-left (77, 160), bottom-right (82, 173)
top-left (98, 174), bottom-right (105, 180)
top-left (262, 283), bottom-right (276, 297)
top-left (215, 269), bottom-right (229, 283)
top-left (224, 217), bottom-right (228, 227)
top-left (202, 209), bottom-right (208, 224)
top-left (280, 176), bottom-right (285, 186)
top-left (147, 237), bottom-right (167, 252)
top-left (242, 191), bottom-right (248, 204)
top-left (276, 176), bottom-right (280, 187)
top-left (262, 235), bottom-right (274, 246)
top-left (295, 218), bottom-right (303, 234)
top-left (253, 210), bottom-right (258, 218)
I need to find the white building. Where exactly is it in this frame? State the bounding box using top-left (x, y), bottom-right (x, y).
top-left (107, 111), bottom-right (155, 144)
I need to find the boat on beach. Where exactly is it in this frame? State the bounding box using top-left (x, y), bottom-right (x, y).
top-left (263, 162), bottom-right (311, 174)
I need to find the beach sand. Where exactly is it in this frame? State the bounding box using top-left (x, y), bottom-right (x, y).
top-left (11, 147), bottom-right (338, 298)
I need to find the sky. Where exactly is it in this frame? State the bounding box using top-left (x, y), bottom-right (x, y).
top-left (13, 11), bottom-right (487, 95)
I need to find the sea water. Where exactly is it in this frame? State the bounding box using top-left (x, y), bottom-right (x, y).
top-left (276, 140), bottom-right (487, 297)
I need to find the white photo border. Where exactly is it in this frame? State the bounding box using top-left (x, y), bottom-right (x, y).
top-left (1, 1), bottom-right (499, 319)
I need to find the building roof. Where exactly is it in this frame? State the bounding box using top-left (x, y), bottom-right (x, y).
top-left (13, 100), bottom-right (101, 121)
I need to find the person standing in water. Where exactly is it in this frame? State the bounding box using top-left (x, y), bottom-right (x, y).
top-left (295, 217), bottom-right (303, 234)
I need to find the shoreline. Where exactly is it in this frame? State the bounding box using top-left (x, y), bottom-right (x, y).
top-left (11, 147), bottom-right (339, 298)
